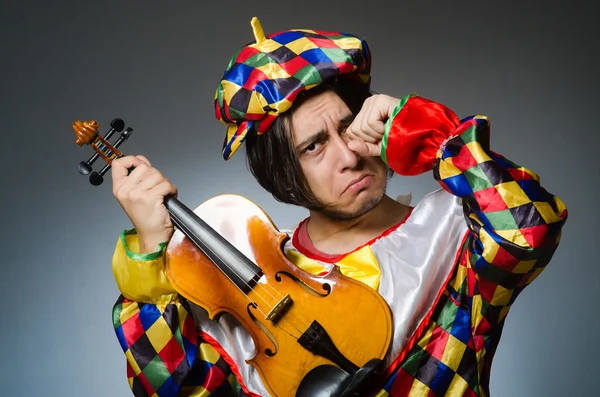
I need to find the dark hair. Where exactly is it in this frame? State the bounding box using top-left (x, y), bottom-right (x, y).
top-left (245, 76), bottom-right (373, 209)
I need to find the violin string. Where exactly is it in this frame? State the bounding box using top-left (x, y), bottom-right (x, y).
top-left (189, 224), bottom-right (315, 333)
top-left (180, 228), bottom-right (311, 338)
top-left (252, 275), bottom-right (315, 332)
top-left (226, 269), bottom-right (312, 338)
top-left (251, 278), bottom-right (314, 333)
top-left (170, 219), bottom-right (283, 323)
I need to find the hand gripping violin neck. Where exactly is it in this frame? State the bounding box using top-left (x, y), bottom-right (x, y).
top-left (73, 119), bottom-right (393, 397)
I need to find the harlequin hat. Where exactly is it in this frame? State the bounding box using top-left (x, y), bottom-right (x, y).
top-left (214, 17), bottom-right (372, 160)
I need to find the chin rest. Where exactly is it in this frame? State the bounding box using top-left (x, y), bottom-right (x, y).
top-left (295, 358), bottom-right (384, 397)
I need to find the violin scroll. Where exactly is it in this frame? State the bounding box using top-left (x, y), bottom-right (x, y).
top-left (72, 118), bottom-right (133, 185)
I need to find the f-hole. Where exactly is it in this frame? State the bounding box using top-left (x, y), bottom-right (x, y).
top-left (275, 271), bottom-right (332, 297)
top-left (247, 302), bottom-right (279, 357)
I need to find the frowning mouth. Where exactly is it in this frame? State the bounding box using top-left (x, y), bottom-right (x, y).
top-left (344, 174), bottom-right (373, 194)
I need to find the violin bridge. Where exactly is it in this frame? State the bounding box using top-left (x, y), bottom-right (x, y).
top-left (265, 294), bottom-right (293, 325)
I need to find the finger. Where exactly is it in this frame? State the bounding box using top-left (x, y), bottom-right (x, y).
top-left (347, 111), bottom-right (379, 143)
top-left (127, 164), bottom-right (155, 185)
top-left (347, 98), bottom-right (383, 143)
top-left (359, 98), bottom-right (375, 133)
top-left (365, 120), bottom-right (386, 140)
top-left (136, 170), bottom-right (169, 191)
top-left (112, 156), bottom-right (146, 192)
top-left (352, 124), bottom-right (380, 143)
top-left (347, 139), bottom-right (381, 157)
top-left (361, 101), bottom-right (385, 139)
top-left (150, 180), bottom-right (178, 199)
top-left (346, 113), bottom-right (362, 138)
top-left (346, 95), bottom-right (371, 134)
top-left (343, 126), bottom-right (360, 142)
top-left (361, 120), bottom-right (384, 140)
top-left (135, 155), bottom-right (152, 167)
top-left (364, 95), bottom-right (398, 138)
top-left (112, 156), bottom-right (153, 183)
top-left (381, 95), bottom-right (400, 118)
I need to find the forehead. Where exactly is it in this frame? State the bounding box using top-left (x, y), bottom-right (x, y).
top-left (290, 91), bottom-right (352, 141)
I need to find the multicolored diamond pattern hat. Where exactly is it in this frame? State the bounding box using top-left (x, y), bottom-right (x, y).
top-left (214, 17), bottom-right (372, 160)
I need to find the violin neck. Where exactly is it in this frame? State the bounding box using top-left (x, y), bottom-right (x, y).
top-left (164, 196), bottom-right (263, 292)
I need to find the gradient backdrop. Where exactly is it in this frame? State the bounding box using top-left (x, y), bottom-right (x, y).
top-left (1, 1), bottom-right (598, 396)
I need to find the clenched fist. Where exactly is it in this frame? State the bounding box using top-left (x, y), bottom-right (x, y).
top-left (111, 155), bottom-right (177, 253)
top-left (345, 94), bottom-right (400, 157)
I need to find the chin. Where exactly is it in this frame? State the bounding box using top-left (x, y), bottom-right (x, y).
top-left (355, 190), bottom-right (384, 214)
top-left (322, 189), bottom-right (385, 221)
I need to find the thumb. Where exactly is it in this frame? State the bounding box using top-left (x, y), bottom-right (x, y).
top-left (347, 139), bottom-right (381, 157)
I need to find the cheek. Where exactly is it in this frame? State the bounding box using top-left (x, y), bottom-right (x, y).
top-left (300, 161), bottom-right (334, 198)
top-left (367, 159), bottom-right (389, 183)
top-left (364, 156), bottom-right (386, 171)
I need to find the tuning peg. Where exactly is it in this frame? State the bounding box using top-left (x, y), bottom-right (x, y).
top-left (110, 127), bottom-right (134, 153)
top-left (73, 119), bottom-right (134, 186)
top-left (110, 118), bottom-right (125, 133)
top-left (89, 171), bottom-right (104, 186)
top-left (76, 118), bottom-right (125, 176)
top-left (78, 161), bottom-right (93, 175)
top-left (88, 127), bottom-right (134, 185)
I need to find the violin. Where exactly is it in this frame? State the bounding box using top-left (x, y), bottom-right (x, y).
top-left (73, 118), bottom-right (393, 397)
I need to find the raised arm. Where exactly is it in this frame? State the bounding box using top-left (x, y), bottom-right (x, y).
top-left (380, 94), bottom-right (568, 329)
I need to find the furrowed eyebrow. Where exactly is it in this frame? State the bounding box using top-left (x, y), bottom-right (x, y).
top-left (295, 131), bottom-right (328, 153)
top-left (294, 115), bottom-right (354, 153)
top-left (340, 115), bottom-right (354, 126)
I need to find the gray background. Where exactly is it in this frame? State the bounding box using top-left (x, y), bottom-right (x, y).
top-left (1, 1), bottom-right (598, 396)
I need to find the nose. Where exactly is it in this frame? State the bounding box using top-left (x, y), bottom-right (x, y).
top-left (332, 133), bottom-right (360, 172)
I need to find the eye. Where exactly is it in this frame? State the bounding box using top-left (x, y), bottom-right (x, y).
top-left (301, 141), bottom-right (323, 156)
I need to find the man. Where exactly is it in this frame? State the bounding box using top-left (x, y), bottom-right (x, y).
top-left (110, 18), bottom-right (567, 397)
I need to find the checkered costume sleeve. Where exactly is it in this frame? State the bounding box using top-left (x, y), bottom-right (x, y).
top-left (111, 230), bottom-right (253, 397)
top-left (382, 95), bottom-right (568, 330)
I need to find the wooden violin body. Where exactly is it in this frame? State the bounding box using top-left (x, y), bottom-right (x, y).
top-left (166, 195), bottom-right (393, 397)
